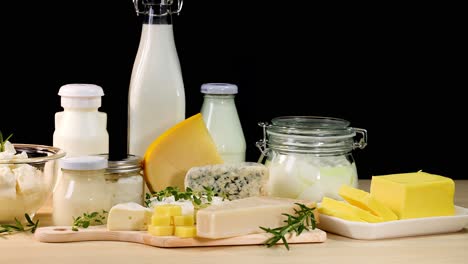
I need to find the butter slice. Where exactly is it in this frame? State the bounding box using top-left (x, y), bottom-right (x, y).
top-left (339, 185), bottom-right (398, 221)
top-left (319, 197), bottom-right (382, 223)
top-left (196, 196), bottom-right (317, 239)
top-left (107, 202), bottom-right (152, 231)
top-left (370, 171), bottom-right (455, 219)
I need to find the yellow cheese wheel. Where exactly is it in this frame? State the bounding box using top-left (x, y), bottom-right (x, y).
top-left (143, 113), bottom-right (223, 192)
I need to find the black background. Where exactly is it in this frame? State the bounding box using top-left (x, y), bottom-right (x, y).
top-left (1, 1), bottom-right (465, 180)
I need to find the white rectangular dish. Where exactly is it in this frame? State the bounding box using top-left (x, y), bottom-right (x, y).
top-left (317, 205), bottom-right (468, 240)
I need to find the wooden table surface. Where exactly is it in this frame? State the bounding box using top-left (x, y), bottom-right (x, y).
top-left (2, 180), bottom-right (468, 264)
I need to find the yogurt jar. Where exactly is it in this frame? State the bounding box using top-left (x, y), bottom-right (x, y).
top-left (52, 155), bottom-right (144, 226)
top-left (256, 116), bottom-right (367, 202)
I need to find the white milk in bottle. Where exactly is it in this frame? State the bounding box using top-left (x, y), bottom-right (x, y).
top-left (128, 0), bottom-right (185, 157)
top-left (200, 83), bottom-right (246, 163)
top-left (53, 83), bottom-right (109, 157)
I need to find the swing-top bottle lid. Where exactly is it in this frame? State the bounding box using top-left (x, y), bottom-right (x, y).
top-left (58, 83), bottom-right (105, 108)
top-left (201, 83), bottom-right (238, 94)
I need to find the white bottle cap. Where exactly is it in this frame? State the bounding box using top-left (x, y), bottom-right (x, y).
top-left (58, 83), bottom-right (105, 108)
top-left (201, 83), bottom-right (238, 94)
top-left (60, 156), bottom-right (108, 171)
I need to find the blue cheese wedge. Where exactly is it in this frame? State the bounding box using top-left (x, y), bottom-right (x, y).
top-left (184, 162), bottom-right (269, 200)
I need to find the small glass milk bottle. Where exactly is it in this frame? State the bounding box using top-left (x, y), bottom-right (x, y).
top-left (200, 83), bottom-right (246, 163)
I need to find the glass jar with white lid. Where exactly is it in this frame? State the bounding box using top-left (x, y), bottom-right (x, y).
top-left (256, 116), bottom-right (367, 202)
top-left (52, 155), bottom-right (144, 226)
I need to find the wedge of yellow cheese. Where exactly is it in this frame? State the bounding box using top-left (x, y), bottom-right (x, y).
top-left (339, 185), bottom-right (398, 221)
top-left (319, 197), bottom-right (383, 223)
top-left (370, 171), bottom-right (455, 219)
top-left (143, 113), bottom-right (223, 192)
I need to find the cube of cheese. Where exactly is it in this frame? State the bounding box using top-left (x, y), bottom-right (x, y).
top-left (196, 196), bottom-right (317, 239)
top-left (148, 225), bottom-right (174, 236)
top-left (339, 185), bottom-right (398, 221)
top-left (175, 226), bottom-right (197, 238)
top-left (154, 204), bottom-right (182, 216)
top-left (173, 215), bottom-right (194, 226)
top-left (151, 215), bottom-right (172, 226)
top-left (107, 202), bottom-right (152, 231)
top-left (370, 171), bottom-right (455, 219)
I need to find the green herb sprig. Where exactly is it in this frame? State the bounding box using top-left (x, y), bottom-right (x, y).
top-left (0, 214), bottom-right (39, 234)
top-left (260, 203), bottom-right (317, 250)
top-left (145, 186), bottom-right (223, 210)
top-left (0, 131), bottom-right (13, 152)
top-left (71, 210), bottom-right (107, 231)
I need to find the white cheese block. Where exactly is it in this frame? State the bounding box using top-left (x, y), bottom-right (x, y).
top-left (106, 202), bottom-right (152, 231)
top-left (196, 196), bottom-right (317, 239)
top-left (0, 166), bottom-right (17, 199)
top-left (14, 164), bottom-right (43, 194)
top-left (184, 162), bottom-right (269, 200)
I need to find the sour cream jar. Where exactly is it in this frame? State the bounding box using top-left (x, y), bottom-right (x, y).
top-left (52, 155), bottom-right (144, 226)
top-left (257, 116), bottom-right (367, 202)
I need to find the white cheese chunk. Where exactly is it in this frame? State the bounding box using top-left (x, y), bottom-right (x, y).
top-left (185, 162), bottom-right (269, 200)
top-left (106, 202), bottom-right (152, 231)
top-left (14, 164), bottom-right (43, 194)
top-left (0, 166), bottom-right (17, 199)
top-left (196, 196), bottom-right (317, 239)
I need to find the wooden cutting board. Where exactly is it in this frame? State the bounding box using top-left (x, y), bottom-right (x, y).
top-left (34, 226), bottom-right (327, 248)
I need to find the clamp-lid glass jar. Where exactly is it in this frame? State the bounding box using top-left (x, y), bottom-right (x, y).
top-left (257, 116), bottom-right (367, 202)
top-left (52, 154), bottom-right (144, 226)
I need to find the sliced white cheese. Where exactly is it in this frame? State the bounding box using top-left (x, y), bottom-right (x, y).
top-left (107, 202), bottom-right (152, 231)
top-left (196, 196), bottom-right (317, 239)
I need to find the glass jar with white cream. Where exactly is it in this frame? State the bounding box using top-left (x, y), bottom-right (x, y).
top-left (256, 116), bottom-right (367, 202)
top-left (53, 155), bottom-right (144, 226)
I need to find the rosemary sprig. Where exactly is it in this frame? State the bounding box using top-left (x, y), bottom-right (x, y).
top-left (0, 131), bottom-right (13, 152)
top-left (260, 203), bottom-right (316, 250)
top-left (0, 214), bottom-right (39, 234)
top-left (71, 210), bottom-right (108, 231)
top-left (145, 186), bottom-right (223, 210)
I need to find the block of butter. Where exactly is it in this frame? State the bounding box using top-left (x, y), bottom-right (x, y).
top-left (370, 171), bottom-right (455, 219)
top-left (107, 202), bottom-right (152, 231)
top-left (196, 196), bottom-right (317, 239)
top-left (185, 162), bottom-right (269, 200)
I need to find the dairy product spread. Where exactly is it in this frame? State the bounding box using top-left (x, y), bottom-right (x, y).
top-left (0, 141), bottom-right (48, 222)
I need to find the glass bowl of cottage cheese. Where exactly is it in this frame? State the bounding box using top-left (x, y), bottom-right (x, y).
top-left (0, 141), bottom-right (65, 224)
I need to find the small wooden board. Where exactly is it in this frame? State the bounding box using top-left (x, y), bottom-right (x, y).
top-left (34, 226), bottom-right (327, 248)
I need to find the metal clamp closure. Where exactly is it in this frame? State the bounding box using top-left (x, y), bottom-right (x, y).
top-left (133, 0), bottom-right (183, 16)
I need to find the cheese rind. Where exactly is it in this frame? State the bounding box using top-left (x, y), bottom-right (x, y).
top-left (370, 171), bottom-right (455, 219)
top-left (339, 185), bottom-right (398, 221)
top-left (185, 162), bottom-right (269, 200)
top-left (196, 196), bottom-right (317, 239)
top-left (106, 202), bottom-right (152, 231)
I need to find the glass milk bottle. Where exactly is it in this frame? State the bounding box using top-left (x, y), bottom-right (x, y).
top-left (128, 0), bottom-right (185, 157)
top-left (53, 84), bottom-right (109, 157)
top-left (200, 83), bottom-right (246, 163)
